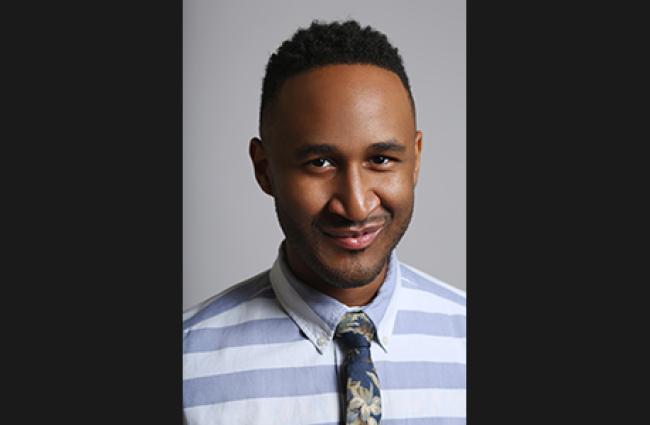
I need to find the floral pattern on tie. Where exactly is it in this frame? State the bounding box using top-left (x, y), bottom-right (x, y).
top-left (336, 312), bottom-right (382, 425)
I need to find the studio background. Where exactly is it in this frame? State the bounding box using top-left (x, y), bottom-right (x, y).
top-left (183, 0), bottom-right (465, 310)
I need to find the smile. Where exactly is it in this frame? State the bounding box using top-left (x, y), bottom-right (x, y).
top-left (320, 225), bottom-right (384, 250)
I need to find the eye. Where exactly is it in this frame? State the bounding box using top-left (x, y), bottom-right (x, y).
top-left (309, 158), bottom-right (334, 168)
top-left (370, 156), bottom-right (391, 165)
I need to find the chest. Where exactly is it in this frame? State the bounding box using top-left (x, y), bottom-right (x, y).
top-left (183, 337), bottom-right (465, 424)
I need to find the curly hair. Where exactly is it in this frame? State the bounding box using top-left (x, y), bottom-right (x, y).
top-left (259, 19), bottom-right (415, 136)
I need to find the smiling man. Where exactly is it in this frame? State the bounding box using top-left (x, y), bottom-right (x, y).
top-left (183, 20), bottom-right (466, 425)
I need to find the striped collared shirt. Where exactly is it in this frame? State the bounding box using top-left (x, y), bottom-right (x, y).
top-left (183, 246), bottom-right (466, 424)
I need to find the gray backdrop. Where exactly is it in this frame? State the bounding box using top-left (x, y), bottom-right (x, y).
top-left (183, 0), bottom-right (465, 310)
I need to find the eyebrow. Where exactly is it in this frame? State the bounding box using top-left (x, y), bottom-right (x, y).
top-left (294, 139), bottom-right (406, 159)
top-left (368, 139), bottom-right (406, 153)
top-left (294, 144), bottom-right (337, 159)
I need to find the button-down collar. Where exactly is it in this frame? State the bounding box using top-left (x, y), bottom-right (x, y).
top-left (269, 243), bottom-right (401, 354)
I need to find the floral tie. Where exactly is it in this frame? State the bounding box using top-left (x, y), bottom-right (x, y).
top-left (335, 311), bottom-right (382, 425)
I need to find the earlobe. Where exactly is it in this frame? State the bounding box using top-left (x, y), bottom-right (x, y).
top-left (249, 137), bottom-right (274, 196)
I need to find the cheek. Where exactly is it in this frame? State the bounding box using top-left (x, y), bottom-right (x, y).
top-left (373, 174), bottom-right (414, 213)
top-left (275, 173), bottom-right (332, 217)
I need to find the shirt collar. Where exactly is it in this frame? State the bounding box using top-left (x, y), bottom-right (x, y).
top-left (268, 242), bottom-right (402, 354)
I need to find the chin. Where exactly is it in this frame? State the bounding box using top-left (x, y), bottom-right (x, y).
top-left (309, 245), bottom-right (389, 289)
top-left (317, 266), bottom-right (382, 289)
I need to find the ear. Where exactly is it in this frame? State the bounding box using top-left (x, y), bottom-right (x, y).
top-left (413, 130), bottom-right (423, 187)
top-left (249, 137), bottom-right (274, 196)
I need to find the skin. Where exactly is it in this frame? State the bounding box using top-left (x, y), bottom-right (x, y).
top-left (250, 64), bottom-right (422, 307)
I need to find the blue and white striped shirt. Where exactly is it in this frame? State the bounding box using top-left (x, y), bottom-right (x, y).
top-left (183, 246), bottom-right (466, 424)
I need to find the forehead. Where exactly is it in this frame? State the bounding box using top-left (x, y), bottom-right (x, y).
top-left (266, 64), bottom-right (414, 149)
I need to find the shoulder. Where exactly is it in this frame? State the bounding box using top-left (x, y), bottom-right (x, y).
top-left (182, 269), bottom-right (300, 377)
top-left (395, 261), bottom-right (466, 339)
top-left (182, 270), bottom-right (276, 334)
top-left (398, 261), bottom-right (465, 305)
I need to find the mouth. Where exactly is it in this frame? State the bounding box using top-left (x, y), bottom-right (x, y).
top-left (320, 224), bottom-right (384, 251)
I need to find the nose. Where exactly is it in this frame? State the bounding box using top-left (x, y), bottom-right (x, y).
top-left (327, 164), bottom-right (380, 223)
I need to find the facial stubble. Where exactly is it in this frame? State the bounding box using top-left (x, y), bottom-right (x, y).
top-left (274, 192), bottom-right (414, 290)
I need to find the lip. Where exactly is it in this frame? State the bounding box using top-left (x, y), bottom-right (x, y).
top-left (320, 224), bottom-right (384, 250)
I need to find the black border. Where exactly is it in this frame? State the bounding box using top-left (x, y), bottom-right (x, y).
top-left (8, 1), bottom-right (183, 422)
top-left (468, 1), bottom-right (644, 422)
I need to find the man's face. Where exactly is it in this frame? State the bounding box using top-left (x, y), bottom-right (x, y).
top-left (252, 64), bottom-right (422, 289)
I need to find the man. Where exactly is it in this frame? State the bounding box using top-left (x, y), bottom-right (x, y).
top-left (183, 20), bottom-right (465, 424)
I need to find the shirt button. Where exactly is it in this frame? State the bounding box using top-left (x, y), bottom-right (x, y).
top-left (317, 336), bottom-right (327, 347)
top-left (382, 336), bottom-right (389, 345)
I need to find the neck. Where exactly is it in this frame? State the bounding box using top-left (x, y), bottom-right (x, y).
top-left (310, 272), bottom-right (386, 306)
top-left (283, 244), bottom-right (388, 307)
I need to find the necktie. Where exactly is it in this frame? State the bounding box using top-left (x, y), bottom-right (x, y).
top-left (335, 311), bottom-right (382, 425)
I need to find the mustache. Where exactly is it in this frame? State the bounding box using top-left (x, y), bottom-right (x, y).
top-left (314, 211), bottom-right (389, 229)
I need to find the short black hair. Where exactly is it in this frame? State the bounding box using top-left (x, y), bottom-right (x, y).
top-left (259, 19), bottom-right (415, 136)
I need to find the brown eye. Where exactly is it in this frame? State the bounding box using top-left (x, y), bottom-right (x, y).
top-left (371, 156), bottom-right (390, 165)
top-left (310, 158), bottom-right (333, 168)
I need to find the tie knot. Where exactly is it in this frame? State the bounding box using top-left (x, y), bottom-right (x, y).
top-left (335, 311), bottom-right (376, 349)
